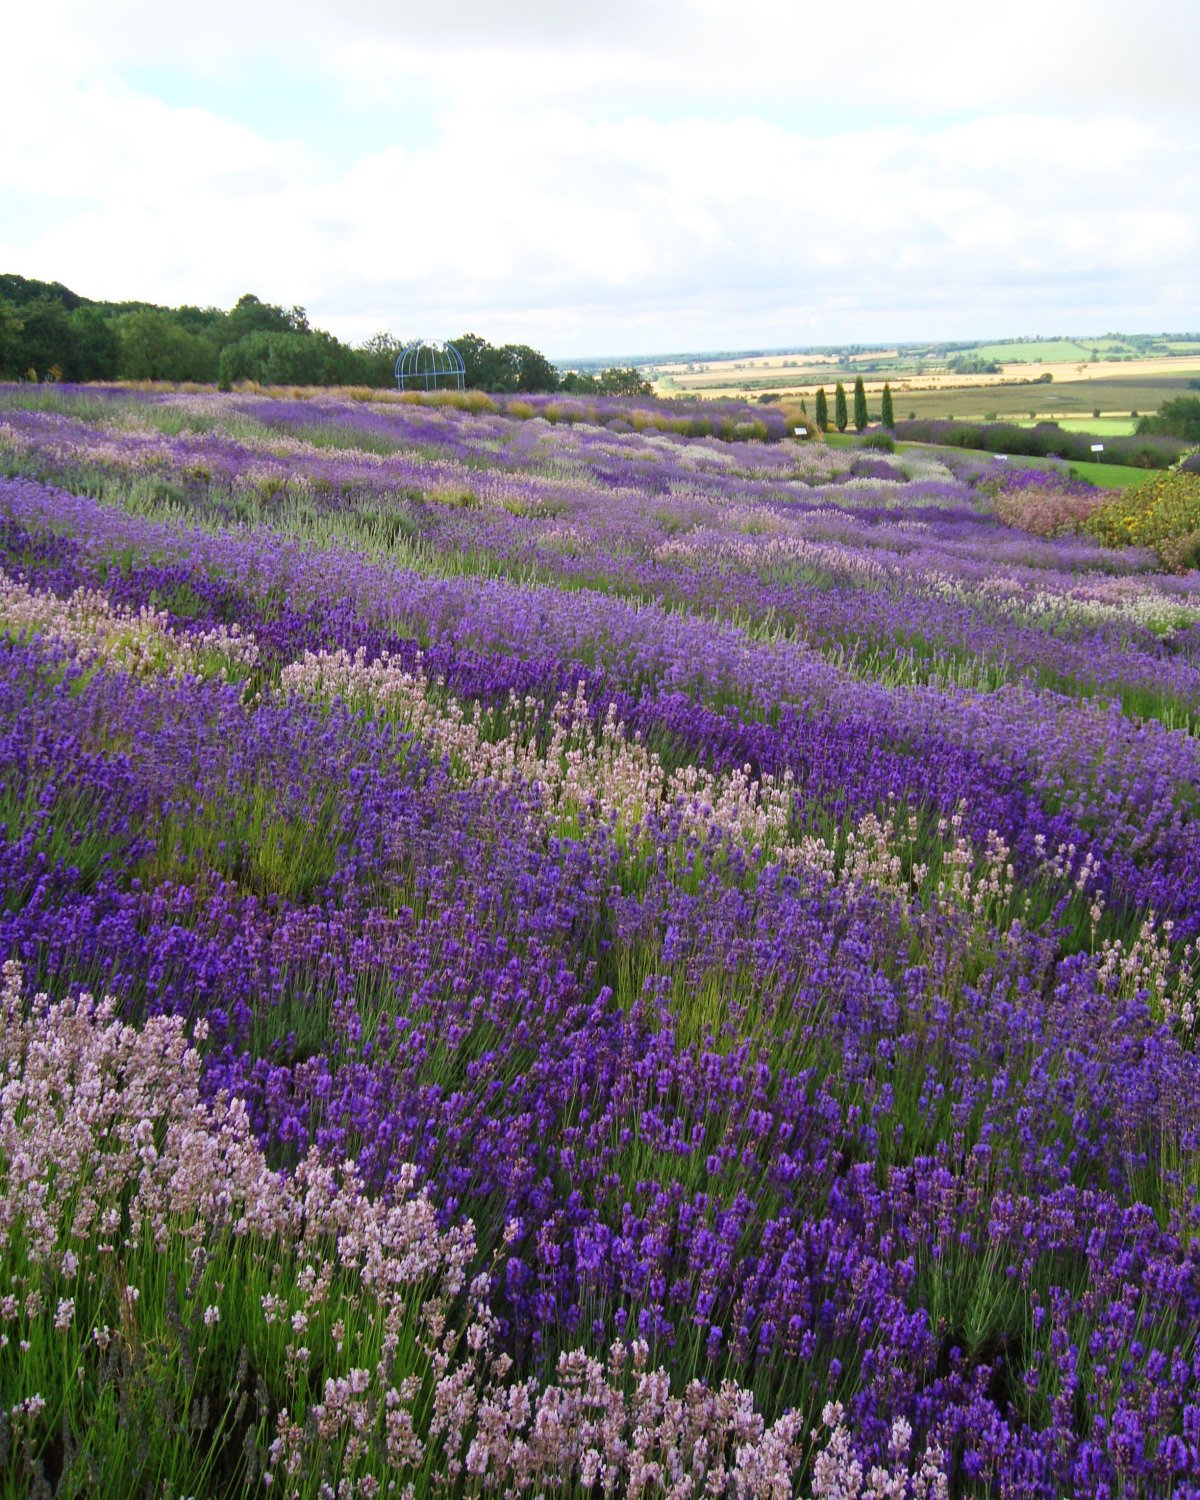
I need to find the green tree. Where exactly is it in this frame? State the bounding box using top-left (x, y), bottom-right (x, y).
top-left (116, 310), bottom-right (215, 382)
top-left (508, 344), bottom-right (560, 394)
top-left (454, 333), bottom-right (520, 391)
top-left (1136, 396), bottom-right (1200, 443)
top-left (595, 366), bottom-right (652, 397)
top-left (834, 382), bottom-right (848, 433)
top-left (0, 274), bottom-right (82, 311)
top-left (853, 375), bottom-right (868, 433)
top-left (346, 333), bottom-right (409, 388)
top-left (221, 294), bottom-right (306, 348)
top-left (880, 382), bottom-right (895, 430)
top-left (67, 306), bottom-right (120, 381)
top-left (217, 330), bottom-right (352, 389)
top-left (0, 297), bottom-right (24, 379)
top-left (948, 354), bottom-right (1000, 375)
top-left (15, 297), bottom-right (74, 380)
top-left (450, 334), bottom-right (560, 393)
top-left (814, 387), bottom-right (829, 432)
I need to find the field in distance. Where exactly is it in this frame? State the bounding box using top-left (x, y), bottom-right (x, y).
top-left (649, 336), bottom-right (1200, 426)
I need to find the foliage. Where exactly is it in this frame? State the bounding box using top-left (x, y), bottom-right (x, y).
top-left (852, 375), bottom-right (868, 433)
top-left (986, 466), bottom-right (1105, 537)
top-left (451, 332), bottom-right (560, 393)
top-left (1084, 468), bottom-right (1200, 566)
top-left (66, 306), bottom-right (120, 381)
top-left (353, 332), bottom-right (410, 388)
top-left (815, 387), bottom-right (829, 432)
top-left (117, 309), bottom-right (218, 383)
top-left (0, 298), bottom-right (23, 379)
top-left (834, 381), bottom-right (848, 433)
top-left (222, 292), bottom-right (309, 346)
top-left (0, 276), bottom-right (417, 390)
top-left (217, 329), bottom-right (356, 390)
top-left (0, 273), bottom-right (85, 310)
top-left (561, 366), bottom-right (652, 397)
top-left (9, 296), bottom-right (74, 381)
top-left (881, 382), bottom-right (895, 430)
top-left (894, 417), bottom-right (1185, 469)
top-left (947, 353), bottom-right (1001, 374)
top-left (0, 273), bottom-right (616, 400)
top-left (1136, 396), bottom-right (1200, 443)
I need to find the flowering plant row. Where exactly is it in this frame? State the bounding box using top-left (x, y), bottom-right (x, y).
top-left (1, 386), bottom-right (1199, 1496)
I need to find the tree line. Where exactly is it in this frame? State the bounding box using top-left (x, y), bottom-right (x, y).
top-left (812, 376), bottom-right (895, 434)
top-left (0, 275), bottom-right (650, 397)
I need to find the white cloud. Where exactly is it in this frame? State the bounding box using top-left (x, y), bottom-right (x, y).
top-left (15, 0), bottom-right (1200, 118)
top-left (3, 3), bottom-right (1198, 354)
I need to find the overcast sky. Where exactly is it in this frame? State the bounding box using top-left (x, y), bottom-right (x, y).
top-left (4, 1), bottom-right (1198, 358)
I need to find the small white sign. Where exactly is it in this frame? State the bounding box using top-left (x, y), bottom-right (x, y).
top-left (1090, 443), bottom-right (1104, 453)
top-left (794, 426), bottom-right (807, 437)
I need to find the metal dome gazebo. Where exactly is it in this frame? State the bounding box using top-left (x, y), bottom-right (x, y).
top-left (394, 339), bottom-right (466, 392)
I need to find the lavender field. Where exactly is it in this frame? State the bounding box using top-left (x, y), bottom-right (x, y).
top-left (2, 384), bottom-right (1200, 1497)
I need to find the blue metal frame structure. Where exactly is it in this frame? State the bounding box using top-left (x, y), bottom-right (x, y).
top-left (394, 340), bottom-right (466, 392)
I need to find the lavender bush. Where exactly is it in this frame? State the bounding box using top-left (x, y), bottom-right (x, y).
top-left (1, 386), bottom-right (1200, 1496)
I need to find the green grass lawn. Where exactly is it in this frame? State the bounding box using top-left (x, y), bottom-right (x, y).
top-left (892, 442), bottom-right (1144, 490)
top-left (997, 453), bottom-right (1144, 488)
top-left (1011, 416), bottom-right (1136, 436)
top-left (1066, 460), bottom-right (1149, 488)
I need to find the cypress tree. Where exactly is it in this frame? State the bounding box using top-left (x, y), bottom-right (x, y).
top-left (881, 382), bottom-right (895, 429)
top-left (815, 387), bottom-right (829, 432)
top-left (834, 382), bottom-right (848, 433)
top-left (853, 375), bottom-right (868, 433)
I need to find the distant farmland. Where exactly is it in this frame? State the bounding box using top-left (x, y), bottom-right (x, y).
top-left (653, 348), bottom-right (1200, 427)
top-left (966, 336), bottom-right (1200, 363)
top-left (896, 368), bottom-right (1200, 422)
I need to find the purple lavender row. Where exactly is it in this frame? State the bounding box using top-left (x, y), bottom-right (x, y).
top-left (6, 396), bottom-right (1198, 721)
top-left (2, 635), bottom-right (1198, 1493)
top-left (4, 473), bottom-right (1199, 938)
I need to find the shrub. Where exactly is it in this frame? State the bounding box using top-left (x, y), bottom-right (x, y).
top-left (849, 455), bottom-right (898, 480)
top-left (1084, 469), bottom-right (1200, 565)
top-left (892, 418), bottom-right (1183, 469)
top-left (1137, 396), bottom-right (1200, 442)
top-left (986, 467), bottom-right (1103, 537)
top-left (1157, 529), bottom-right (1200, 571)
top-left (860, 430), bottom-right (896, 452)
top-left (780, 400), bottom-right (825, 442)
